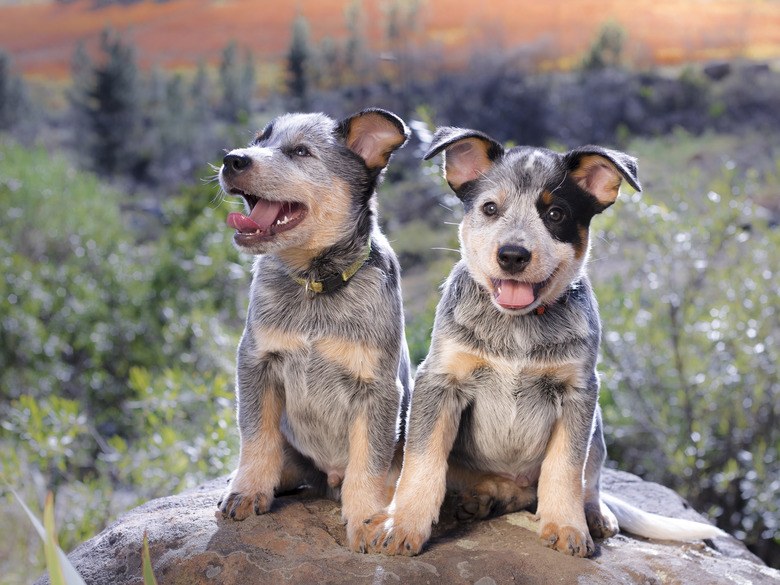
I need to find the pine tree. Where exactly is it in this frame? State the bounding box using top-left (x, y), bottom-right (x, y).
top-left (68, 41), bottom-right (93, 155)
top-left (86, 29), bottom-right (144, 177)
top-left (286, 15), bottom-right (311, 108)
top-left (0, 51), bottom-right (31, 131)
top-left (582, 20), bottom-right (626, 71)
top-left (218, 42), bottom-right (255, 123)
top-left (344, 0), bottom-right (364, 79)
top-left (240, 50), bottom-right (256, 117)
top-left (191, 61), bottom-right (211, 121)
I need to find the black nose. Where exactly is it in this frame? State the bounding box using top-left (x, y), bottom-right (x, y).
top-left (497, 246), bottom-right (531, 273)
top-left (222, 153), bottom-right (251, 175)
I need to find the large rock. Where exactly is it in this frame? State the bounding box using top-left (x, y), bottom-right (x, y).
top-left (35, 469), bottom-right (778, 585)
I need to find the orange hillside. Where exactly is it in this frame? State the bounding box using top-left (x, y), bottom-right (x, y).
top-left (1, 0), bottom-right (780, 79)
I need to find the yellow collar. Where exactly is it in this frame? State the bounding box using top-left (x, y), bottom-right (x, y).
top-left (290, 238), bottom-right (372, 295)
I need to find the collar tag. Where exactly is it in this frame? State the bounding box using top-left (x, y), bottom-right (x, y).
top-left (291, 238), bottom-right (372, 295)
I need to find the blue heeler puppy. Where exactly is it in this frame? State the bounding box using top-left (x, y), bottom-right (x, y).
top-left (218, 108), bottom-right (412, 552)
top-left (364, 126), bottom-right (725, 556)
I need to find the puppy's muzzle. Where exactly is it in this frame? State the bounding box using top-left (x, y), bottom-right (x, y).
top-left (223, 153), bottom-right (252, 177)
top-left (497, 246), bottom-right (531, 274)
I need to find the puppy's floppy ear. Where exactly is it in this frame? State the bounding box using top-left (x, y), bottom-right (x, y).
top-left (564, 146), bottom-right (641, 211)
top-left (424, 127), bottom-right (504, 193)
top-left (337, 108), bottom-right (410, 170)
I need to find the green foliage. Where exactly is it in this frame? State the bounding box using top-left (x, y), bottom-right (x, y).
top-left (593, 162), bottom-right (780, 559)
top-left (83, 29), bottom-right (145, 176)
top-left (3, 395), bottom-right (90, 480)
top-left (218, 41), bottom-right (256, 123)
top-left (2, 483), bottom-right (88, 585)
top-left (0, 141), bottom-right (143, 414)
top-left (1, 367), bottom-right (238, 576)
top-left (107, 366), bottom-right (236, 498)
top-left (582, 20), bottom-right (626, 71)
top-left (0, 141), bottom-right (245, 414)
top-left (0, 140), bottom-right (243, 582)
top-left (0, 51), bottom-right (30, 132)
top-left (287, 15), bottom-right (312, 106)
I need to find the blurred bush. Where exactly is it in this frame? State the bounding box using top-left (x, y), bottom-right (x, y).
top-left (593, 158), bottom-right (780, 563)
top-left (0, 141), bottom-right (242, 582)
top-left (2, 126), bottom-right (779, 579)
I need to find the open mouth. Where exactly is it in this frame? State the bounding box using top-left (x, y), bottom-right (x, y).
top-left (226, 190), bottom-right (307, 243)
top-left (490, 277), bottom-right (551, 310)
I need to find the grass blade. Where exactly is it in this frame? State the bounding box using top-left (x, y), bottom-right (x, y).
top-left (2, 476), bottom-right (88, 585)
top-left (43, 493), bottom-right (66, 585)
top-left (142, 530), bottom-right (159, 585)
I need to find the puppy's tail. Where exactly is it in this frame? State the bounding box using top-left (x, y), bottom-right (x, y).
top-left (602, 493), bottom-right (727, 541)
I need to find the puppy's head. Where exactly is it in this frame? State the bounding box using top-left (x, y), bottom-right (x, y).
top-left (219, 108), bottom-right (408, 267)
top-left (425, 127), bottom-right (640, 315)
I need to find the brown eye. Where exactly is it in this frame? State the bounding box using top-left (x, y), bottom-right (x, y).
top-left (483, 202), bottom-right (498, 216)
top-left (293, 145), bottom-right (310, 157)
top-left (547, 207), bottom-right (564, 222)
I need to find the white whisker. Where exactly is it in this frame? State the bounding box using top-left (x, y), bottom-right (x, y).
top-left (551, 171), bottom-right (568, 194)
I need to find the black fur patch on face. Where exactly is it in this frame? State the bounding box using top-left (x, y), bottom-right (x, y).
top-left (252, 122), bottom-right (274, 145)
top-left (455, 180), bottom-right (486, 215)
top-left (536, 174), bottom-right (605, 253)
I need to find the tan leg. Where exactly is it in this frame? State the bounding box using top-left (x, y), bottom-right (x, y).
top-left (536, 419), bottom-right (594, 557)
top-left (219, 388), bottom-right (285, 520)
top-left (341, 413), bottom-right (391, 552)
top-left (363, 409), bottom-right (458, 556)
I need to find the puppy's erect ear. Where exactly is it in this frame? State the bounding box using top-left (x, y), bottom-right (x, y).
top-left (564, 146), bottom-right (641, 211)
top-left (337, 108), bottom-right (410, 170)
top-left (424, 127), bottom-right (504, 193)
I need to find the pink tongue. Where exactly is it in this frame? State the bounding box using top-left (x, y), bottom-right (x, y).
top-left (495, 280), bottom-right (535, 308)
top-left (226, 199), bottom-right (283, 233)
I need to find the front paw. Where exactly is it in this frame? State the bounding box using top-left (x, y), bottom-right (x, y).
top-left (362, 512), bottom-right (429, 556)
top-left (585, 500), bottom-right (619, 539)
top-left (540, 521), bottom-right (595, 557)
top-left (346, 520), bottom-right (367, 553)
top-left (218, 488), bottom-right (273, 521)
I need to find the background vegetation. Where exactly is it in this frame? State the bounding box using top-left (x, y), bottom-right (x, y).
top-left (1, 10), bottom-right (779, 583)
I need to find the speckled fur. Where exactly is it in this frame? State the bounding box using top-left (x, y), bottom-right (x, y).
top-left (216, 109), bottom-right (412, 553)
top-left (364, 126), bottom-right (643, 557)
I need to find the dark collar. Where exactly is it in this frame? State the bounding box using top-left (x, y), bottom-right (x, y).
top-left (534, 280), bottom-right (583, 314)
top-left (289, 238), bottom-right (372, 295)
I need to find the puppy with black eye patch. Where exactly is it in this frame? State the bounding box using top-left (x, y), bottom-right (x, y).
top-left (217, 108), bottom-right (412, 553)
top-left (363, 126), bottom-right (726, 557)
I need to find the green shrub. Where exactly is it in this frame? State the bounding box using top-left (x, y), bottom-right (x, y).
top-left (0, 140), bottom-right (244, 582)
top-left (107, 366), bottom-right (237, 498)
top-left (0, 140), bottom-right (246, 418)
top-left (593, 163), bottom-right (780, 561)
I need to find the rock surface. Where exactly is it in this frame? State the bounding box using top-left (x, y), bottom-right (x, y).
top-left (35, 469), bottom-right (779, 585)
